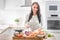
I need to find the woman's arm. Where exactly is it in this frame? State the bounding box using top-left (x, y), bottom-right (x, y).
top-left (24, 14), bottom-right (30, 28)
top-left (25, 14), bottom-right (29, 24)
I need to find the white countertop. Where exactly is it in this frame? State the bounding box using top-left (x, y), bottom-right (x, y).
top-left (0, 25), bottom-right (9, 33)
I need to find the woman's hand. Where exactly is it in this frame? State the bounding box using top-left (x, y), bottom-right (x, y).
top-left (25, 23), bottom-right (30, 28)
top-left (34, 28), bottom-right (45, 35)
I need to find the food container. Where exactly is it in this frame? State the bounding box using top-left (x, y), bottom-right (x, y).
top-left (37, 34), bottom-right (44, 38)
top-left (14, 30), bottom-right (23, 37)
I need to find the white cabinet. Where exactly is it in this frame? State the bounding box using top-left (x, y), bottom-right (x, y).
top-left (0, 0), bottom-right (5, 9)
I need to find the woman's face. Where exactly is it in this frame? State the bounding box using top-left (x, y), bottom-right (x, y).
top-left (32, 4), bottom-right (38, 14)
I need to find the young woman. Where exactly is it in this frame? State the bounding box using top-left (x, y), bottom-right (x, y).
top-left (25, 2), bottom-right (42, 31)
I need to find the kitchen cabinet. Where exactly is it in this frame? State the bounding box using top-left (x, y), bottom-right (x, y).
top-left (0, 0), bottom-right (5, 9)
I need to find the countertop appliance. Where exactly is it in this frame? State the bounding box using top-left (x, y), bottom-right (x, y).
top-left (45, 1), bottom-right (60, 32)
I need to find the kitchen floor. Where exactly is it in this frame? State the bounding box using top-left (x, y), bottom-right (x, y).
top-left (0, 27), bottom-right (60, 40)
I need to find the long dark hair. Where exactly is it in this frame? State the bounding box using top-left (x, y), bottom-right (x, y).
top-left (28, 2), bottom-right (41, 23)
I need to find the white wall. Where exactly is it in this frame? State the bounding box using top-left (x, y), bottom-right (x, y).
top-left (5, 0), bottom-right (25, 9)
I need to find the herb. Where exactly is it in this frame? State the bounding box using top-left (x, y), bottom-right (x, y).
top-left (15, 19), bottom-right (20, 23)
top-left (48, 34), bottom-right (54, 37)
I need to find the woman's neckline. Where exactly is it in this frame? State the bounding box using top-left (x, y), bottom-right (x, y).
top-left (33, 15), bottom-right (37, 16)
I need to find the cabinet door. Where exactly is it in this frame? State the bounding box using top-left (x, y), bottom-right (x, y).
top-left (0, 0), bottom-right (5, 9)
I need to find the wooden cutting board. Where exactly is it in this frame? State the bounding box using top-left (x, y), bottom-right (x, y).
top-left (13, 36), bottom-right (43, 40)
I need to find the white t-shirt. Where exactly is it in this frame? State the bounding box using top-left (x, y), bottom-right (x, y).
top-left (25, 14), bottom-right (41, 31)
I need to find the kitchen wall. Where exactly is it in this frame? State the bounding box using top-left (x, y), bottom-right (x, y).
top-left (0, 0), bottom-right (30, 26)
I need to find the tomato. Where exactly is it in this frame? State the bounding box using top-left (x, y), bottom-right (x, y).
top-left (16, 34), bottom-right (23, 37)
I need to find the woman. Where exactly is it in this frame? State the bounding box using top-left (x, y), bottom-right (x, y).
top-left (25, 2), bottom-right (42, 31)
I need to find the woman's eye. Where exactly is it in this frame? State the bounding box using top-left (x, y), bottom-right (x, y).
top-left (34, 7), bottom-right (38, 9)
